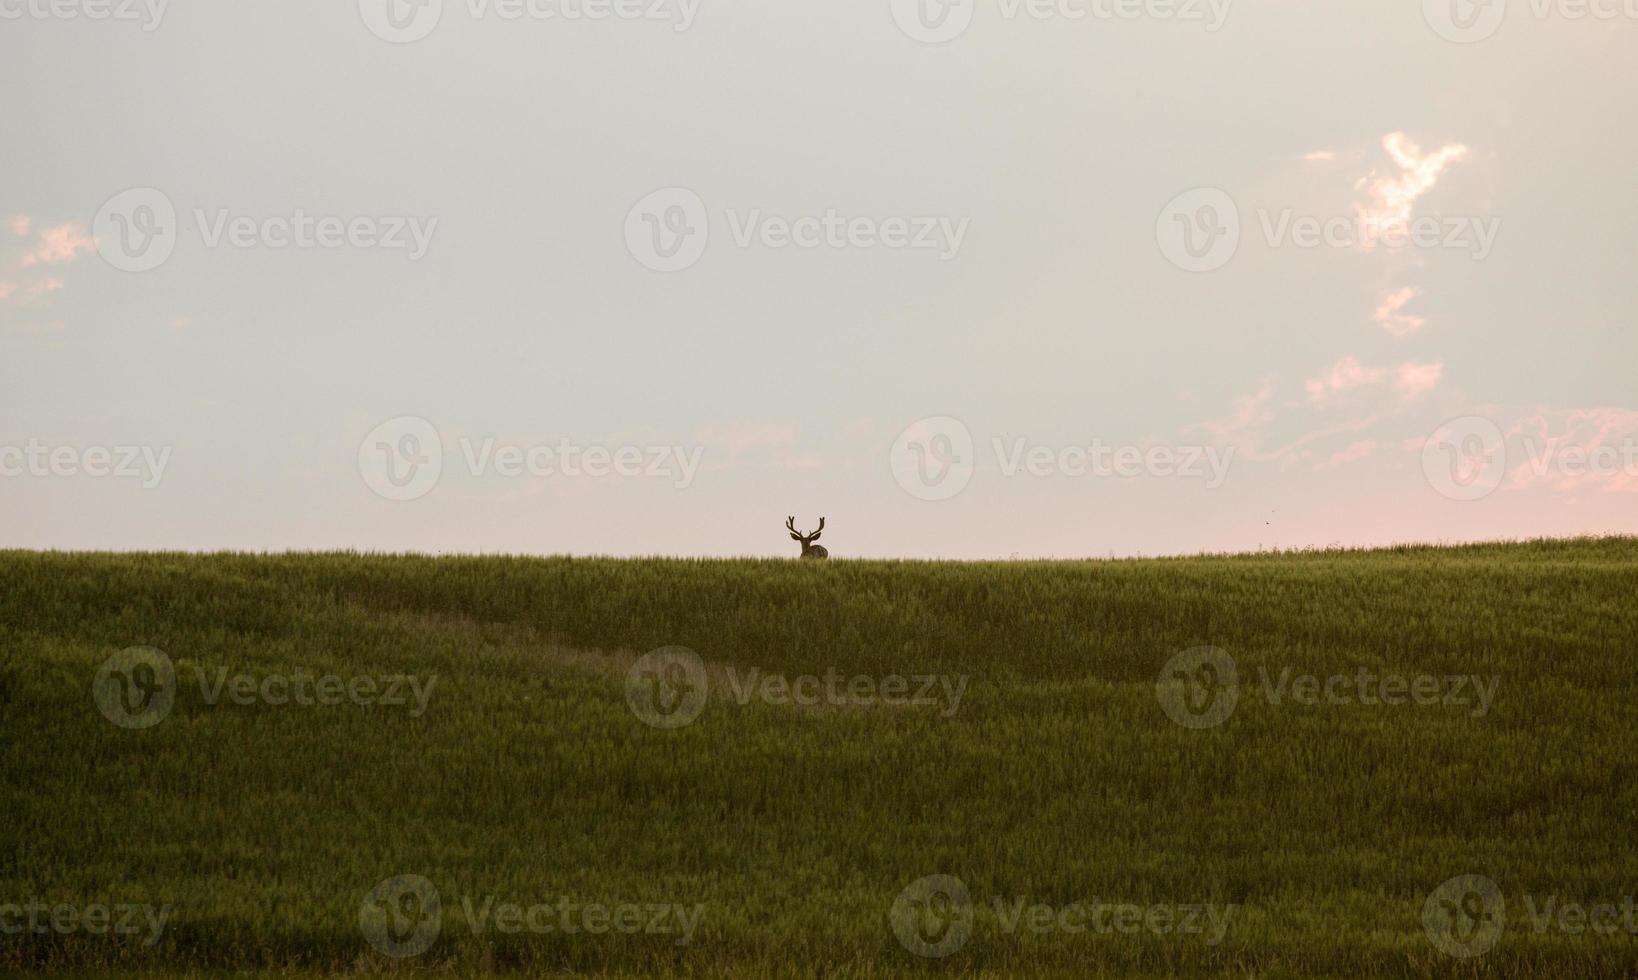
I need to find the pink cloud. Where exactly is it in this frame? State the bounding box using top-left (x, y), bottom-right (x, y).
top-left (1305, 356), bottom-right (1384, 402)
top-left (26, 278), bottom-right (66, 298)
top-left (1357, 132), bottom-right (1469, 244)
top-left (1190, 378), bottom-right (1388, 470)
top-left (1198, 379), bottom-right (1277, 437)
top-left (0, 282), bottom-right (15, 301)
top-left (1306, 356), bottom-right (1442, 403)
top-left (8, 215), bottom-right (31, 238)
top-left (1506, 408), bottom-right (1638, 493)
top-left (694, 419), bottom-right (800, 458)
top-left (693, 418), bottom-right (825, 471)
top-left (1302, 150), bottom-right (1337, 162)
top-left (1375, 286), bottom-right (1425, 337)
top-left (20, 223), bottom-right (95, 267)
top-left (1317, 438), bottom-right (1378, 470)
top-left (1393, 361), bottom-right (1443, 400)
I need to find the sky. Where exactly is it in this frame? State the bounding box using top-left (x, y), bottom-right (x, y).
top-left (2, 0), bottom-right (1635, 559)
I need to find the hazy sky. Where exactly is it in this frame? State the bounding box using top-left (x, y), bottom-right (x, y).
top-left (3, 0), bottom-right (1635, 558)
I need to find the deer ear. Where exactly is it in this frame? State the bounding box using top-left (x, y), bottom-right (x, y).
top-left (790, 533), bottom-right (802, 541)
top-left (809, 531), bottom-right (821, 541)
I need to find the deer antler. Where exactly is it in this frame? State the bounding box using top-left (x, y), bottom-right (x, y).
top-left (809, 517), bottom-right (824, 540)
top-left (785, 516), bottom-right (798, 535)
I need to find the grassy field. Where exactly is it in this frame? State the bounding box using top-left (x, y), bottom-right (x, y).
top-left (2, 538), bottom-right (1636, 977)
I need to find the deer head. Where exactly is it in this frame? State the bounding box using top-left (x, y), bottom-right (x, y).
top-left (786, 516), bottom-right (828, 559)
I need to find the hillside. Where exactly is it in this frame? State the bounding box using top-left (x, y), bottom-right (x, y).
top-left (3, 539), bottom-right (1636, 977)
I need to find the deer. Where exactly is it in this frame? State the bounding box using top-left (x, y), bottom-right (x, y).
top-left (786, 516), bottom-right (828, 559)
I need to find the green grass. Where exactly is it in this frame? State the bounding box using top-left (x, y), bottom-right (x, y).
top-left (2, 537), bottom-right (1636, 977)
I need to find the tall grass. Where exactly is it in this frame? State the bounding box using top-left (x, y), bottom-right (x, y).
top-left (2, 537), bottom-right (1635, 977)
